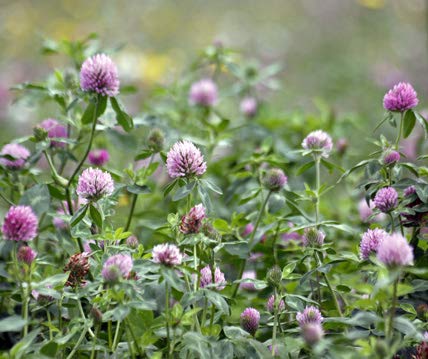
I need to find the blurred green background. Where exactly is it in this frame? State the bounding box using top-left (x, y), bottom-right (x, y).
top-left (0, 0), bottom-right (427, 139)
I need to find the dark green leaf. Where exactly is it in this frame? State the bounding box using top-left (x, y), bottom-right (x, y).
top-left (403, 110), bottom-right (416, 138)
top-left (296, 161), bottom-right (315, 175)
top-left (0, 315), bottom-right (27, 332)
top-left (173, 181), bottom-right (196, 201)
top-left (70, 204), bottom-right (88, 227)
top-left (414, 111), bottom-right (428, 139)
top-left (110, 97), bottom-right (134, 132)
top-left (127, 184), bottom-right (151, 194)
top-left (89, 204), bottom-right (103, 229)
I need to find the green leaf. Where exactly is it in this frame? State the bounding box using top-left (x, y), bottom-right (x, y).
top-left (173, 181), bottom-right (196, 201)
top-left (134, 149), bottom-right (153, 161)
top-left (0, 315), bottom-right (27, 332)
top-left (89, 204), bottom-right (103, 229)
top-left (282, 262), bottom-right (296, 279)
top-left (10, 329), bottom-right (41, 359)
top-left (414, 111), bottom-right (428, 139)
top-left (81, 96), bottom-right (107, 125)
top-left (70, 204), bottom-right (88, 227)
top-left (40, 341), bottom-right (59, 358)
top-left (19, 184), bottom-right (51, 216)
top-left (127, 184), bottom-right (151, 195)
top-left (202, 179), bottom-right (223, 195)
top-left (163, 179), bottom-right (178, 198)
top-left (320, 159), bottom-right (345, 173)
top-left (296, 161), bottom-right (315, 175)
top-left (400, 303), bottom-right (416, 315)
top-left (403, 110), bottom-right (416, 138)
top-left (203, 289), bottom-right (229, 314)
top-left (110, 97), bottom-right (134, 132)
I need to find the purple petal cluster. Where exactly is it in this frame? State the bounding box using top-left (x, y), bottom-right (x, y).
top-left (240, 307), bottom-right (260, 336)
top-left (373, 187), bottom-right (398, 213)
top-left (383, 150), bottom-right (400, 166)
top-left (302, 227), bottom-right (325, 247)
top-left (2, 205), bottom-right (38, 242)
top-left (240, 97), bottom-right (258, 117)
top-left (383, 82), bottom-right (418, 112)
top-left (199, 265), bottom-right (226, 291)
top-left (266, 295), bottom-right (285, 314)
top-left (80, 54), bottom-right (119, 97)
top-left (358, 199), bottom-right (386, 223)
top-left (359, 228), bottom-right (388, 260)
top-left (302, 323), bottom-right (324, 345)
top-left (126, 235), bottom-right (139, 248)
top-left (76, 167), bottom-right (114, 201)
top-left (189, 78), bottom-right (218, 107)
top-left (0, 143), bottom-right (30, 169)
top-left (88, 149), bottom-right (110, 166)
top-left (404, 185), bottom-right (416, 197)
top-left (377, 233), bottom-right (414, 267)
top-left (39, 119), bottom-right (68, 148)
top-left (101, 253), bottom-right (133, 282)
top-left (152, 244), bottom-right (183, 266)
top-left (263, 168), bottom-right (287, 192)
top-left (166, 140), bottom-right (207, 178)
top-left (301, 130), bottom-right (333, 158)
top-left (180, 204), bottom-right (206, 234)
top-left (296, 306), bottom-right (324, 327)
top-left (17, 245), bottom-right (37, 265)
top-left (239, 270), bottom-right (257, 291)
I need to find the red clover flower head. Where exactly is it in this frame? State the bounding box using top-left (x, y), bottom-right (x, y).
top-left (152, 244), bottom-right (183, 266)
top-left (359, 228), bottom-right (388, 260)
top-left (39, 119), bottom-right (68, 148)
top-left (0, 143), bottom-right (30, 170)
top-left (17, 245), bottom-right (37, 265)
top-left (199, 265), bottom-right (226, 291)
top-left (180, 204), bottom-right (206, 234)
top-left (266, 295), bottom-right (285, 314)
top-left (296, 306), bottom-right (324, 327)
top-left (80, 53), bottom-right (119, 97)
top-left (301, 130), bottom-right (333, 158)
top-left (189, 78), bottom-right (218, 107)
top-left (240, 307), bottom-right (260, 336)
top-left (377, 233), bottom-right (414, 267)
top-left (166, 140), bottom-right (207, 178)
top-left (76, 167), bottom-right (114, 201)
top-left (302, 323), bottom-right (324, 345)
top-left (373, 187), bottom-right (398, 213)
top-left (2, 205), bottom-right (38, 242)
top-left (383, 82), bottom-right (418, 112)
top-left (101, 253), bottom-right (133, 283)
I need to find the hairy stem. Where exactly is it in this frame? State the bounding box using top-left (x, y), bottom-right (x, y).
top-left (388, 276), bottom-right (399, 340)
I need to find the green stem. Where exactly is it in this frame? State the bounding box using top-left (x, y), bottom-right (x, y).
top-left (90, 325), bottom-right (99, 359)
top-left (388, 276), bottom-right (399, 340)
top-left (315, 156), bottom-right (321, 227)
top-left (65, 96), bottom-right (100, 220)
top-left (209, 304), bottom-right (215, 332)
top-left (126, 318), bottom-right (144, 358)
top-left (232, 191), bottom-right (272, 299)
top-left (47, 310), bottom-right (53, 340)
top-left (112, 321), bottom-right (121, 351)
top-left (389, 213), bottom-right (395, 234)
top-left (315, 252), bottom-right (343, 316)
top-left (395, 112), bottom-right (404, 150)
top-left (108, 320), bottom-right (113, 350)
top-left (66, 326), bottom-right (88, 359)
top-left (77, 297), bottom-right (95, 338)
top-left (271, 288), bottom-right (279, 356)
top-left (124, 194), bottom-right (138, 232)
top-left (165, 282), bottom-right (171, 358)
